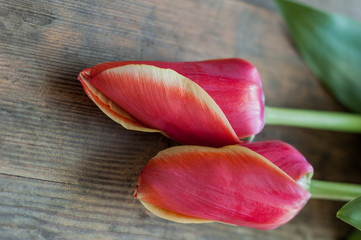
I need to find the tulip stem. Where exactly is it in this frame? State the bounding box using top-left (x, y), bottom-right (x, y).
top-left (265, 106), bottom-right (361, 133)
top-left (309, 180), bottom-right (361, 201)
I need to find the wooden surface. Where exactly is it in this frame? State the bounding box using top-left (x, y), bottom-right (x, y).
top-left (1, 0), bottom-right (361, 239)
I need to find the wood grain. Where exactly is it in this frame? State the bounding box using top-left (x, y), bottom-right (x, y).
top-left (1, 0), bottom-right (360, 239)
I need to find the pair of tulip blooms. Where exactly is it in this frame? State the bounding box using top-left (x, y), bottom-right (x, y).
top-left (78, 59), bottom-right (313, 230)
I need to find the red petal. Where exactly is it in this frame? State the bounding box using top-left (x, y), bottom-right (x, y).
top-left (135, 145), bottom-right (310, 230)
top-left (89, 64), bottom-right (240, 147)
top-left (78, 68), bottom-right (159, 132)
top-left (89, 59), bottom-right (265, 139)
top-left (182, 59), bottom-right (265, 138)
top-left (242, 140), bottom-right (314, 181)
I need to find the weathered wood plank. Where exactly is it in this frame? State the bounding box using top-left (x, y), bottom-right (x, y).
top-left (0, 0), bottom-right (360, 239)
top-left (0, 174), bottom-right (349, 240)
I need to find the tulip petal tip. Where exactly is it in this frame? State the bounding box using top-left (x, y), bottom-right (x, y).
top-left (139, 199), bottom-right (213, 224)
top-left (78, 67), bottom-right (161, 133)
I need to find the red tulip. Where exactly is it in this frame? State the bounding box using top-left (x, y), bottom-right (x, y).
top-left (78, 59), bottom-right (264, 147)
top-left (134, 141), bottom-right (313, 230)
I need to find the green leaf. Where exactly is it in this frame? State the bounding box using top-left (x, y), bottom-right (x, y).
top-left (337, 195), bottom-right (361, 231)
top-left (347, 230), bottom-right (361, 240)
top-left (275, 0), bottom-right (361, 113)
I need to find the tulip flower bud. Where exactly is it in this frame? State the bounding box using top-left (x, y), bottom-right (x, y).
top-left (134, 141), bottom-right (313, 230)
top-left (78, 59), bottom-right (264, 147)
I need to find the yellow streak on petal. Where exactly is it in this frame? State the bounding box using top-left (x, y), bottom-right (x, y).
top-left (79, 69), bottom-right (161, 133)
top-left (139, 200), bottom-right (213, 224)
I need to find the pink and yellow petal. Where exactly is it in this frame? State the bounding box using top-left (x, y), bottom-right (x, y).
top-left (88, 59), bottom-right (265, 139)
top-left (137, 200), bottom-right (213, 224)
top-left (89, 64), bottom-right (240, 147)
top-left (78, 68), bottom-right (159, 132)
top-left (135, 145), bottom-right (310, 230)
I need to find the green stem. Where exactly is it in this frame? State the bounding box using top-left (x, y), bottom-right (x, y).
top-left (309, 180), bottom-right (361, 201)
top-left (265, 106), bottom-right (361, 133)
